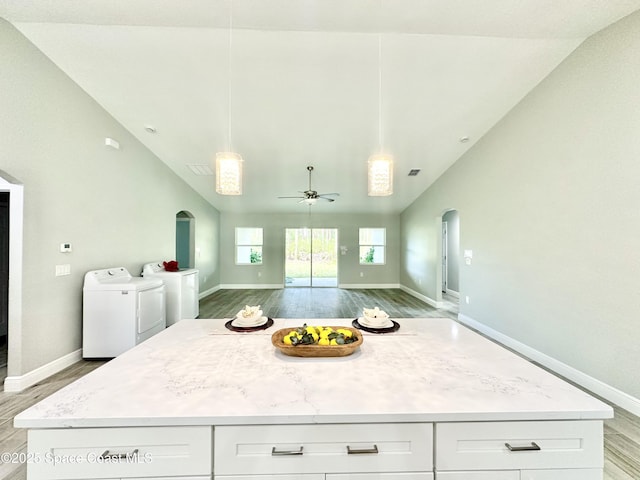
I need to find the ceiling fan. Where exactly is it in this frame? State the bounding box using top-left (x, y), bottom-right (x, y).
top-left (278, 166), bottom-right (340, 205)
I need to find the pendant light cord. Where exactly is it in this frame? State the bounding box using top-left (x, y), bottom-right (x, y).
top-left (228, 0), bottom-right (233, 152)
top-left (378, 33), bottom-right (383, 153)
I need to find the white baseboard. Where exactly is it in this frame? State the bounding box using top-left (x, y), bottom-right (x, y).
top-left (399, 285), bottom-right (443, 308)
top-left (445, 289), bottom-right (460, 298)
top-left (458, 313), bottom-right (640, 417)
top-left (219, 284), bottom-right (284, 289)
top-left (338, 283), bottom-right (400, 289)
top-left (3, 349), bottom-right (82, 393)
top-left (199, 285), bottom-right (220, 299)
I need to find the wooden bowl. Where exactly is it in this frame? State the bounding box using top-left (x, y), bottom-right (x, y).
top-left (271, 326), bottom-right (363, 357)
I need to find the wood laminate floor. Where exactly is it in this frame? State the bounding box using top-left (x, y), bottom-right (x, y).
top-left (0, 288), bottom-right (638, 479)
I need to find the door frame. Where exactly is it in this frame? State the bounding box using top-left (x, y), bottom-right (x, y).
top-left (284, 227), bottom-right (339, 288)
top-left (0, 170), bottom-right (24, 386)
top-left (442, 221), bottom-right (448, 293)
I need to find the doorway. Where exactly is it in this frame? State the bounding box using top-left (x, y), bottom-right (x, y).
top-left (176, 211), bottom-right (195, 269)
top-left (442, 210), bottom-right (460, 295)
top-left (0, 192), bottom-right (8, 381)
top-left (285, 228), bottom-right (338, 287)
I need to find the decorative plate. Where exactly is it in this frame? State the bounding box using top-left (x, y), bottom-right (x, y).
top-left (225, 317), bottom-right (274, 332)
top-left (271, 326), bottom-right (363, 357)
top-left (352, 318), bottom-right (400, 334)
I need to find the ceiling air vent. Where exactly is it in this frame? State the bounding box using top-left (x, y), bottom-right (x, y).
top-left (187, 164), bottom-right (214, 176)
top-left (408, 169), bottom-right (421, 176)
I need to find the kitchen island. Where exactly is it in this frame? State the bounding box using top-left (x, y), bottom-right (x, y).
top-left (15, 318), bottom-right (613, 479)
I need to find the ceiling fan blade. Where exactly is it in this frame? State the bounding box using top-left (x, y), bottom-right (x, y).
top-left (277, 166), bottom-right (339, 204)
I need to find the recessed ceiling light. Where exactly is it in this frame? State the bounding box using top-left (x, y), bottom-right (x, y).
top-left (459, 136), bottom-right (470, 143)
top-left (144, 125), bottom-right (157, 134)
top-left (408, 169), bottom-right (421, 176)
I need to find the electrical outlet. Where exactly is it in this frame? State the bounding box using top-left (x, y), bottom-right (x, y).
top-left (360, 272), bottom-right (364, 277)
top-left (465, 296), bottom-right (470, 304)
top-left (258, 271), bottom-right (262, 277)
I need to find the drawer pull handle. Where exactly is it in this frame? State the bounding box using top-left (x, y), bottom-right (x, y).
top-left (99, 448), bottom-right (139, 460)
top-left (271, 446), bottom-right (304, 456)
top-left (505, 442), bottom-right (541, 452)
top-left (347, 444), bottom-right (379, 455)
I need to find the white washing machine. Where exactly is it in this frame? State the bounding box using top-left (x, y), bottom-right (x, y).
top-left (82, 267), bottom-right (166, 358)
top-left (142, 262), bottom-right (199, 326)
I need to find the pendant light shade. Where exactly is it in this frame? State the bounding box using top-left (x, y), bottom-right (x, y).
top-left (368, 34), bottom-right (394, 197)
top-left (215, 0), bottom-right (243, 195)
top-left (215, 152), bottom-right (243, 195)
top-left (368, 153), bottom-right (393, 196)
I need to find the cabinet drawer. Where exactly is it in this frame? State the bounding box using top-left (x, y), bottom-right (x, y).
top-left (436, 472), bottom-right (518, 479)
top-left (215, 476), bottom-right (322, 480)
top-left (436, 420), bottom-right (602, 471)
top-left (328, 474), bottom-right (434, 479)
top-left (521, 468), bottom-right (602, 480)
top-left (28, 426), bottom-right (212, 480)
top-left (214, 423), bottom-right (433, 475)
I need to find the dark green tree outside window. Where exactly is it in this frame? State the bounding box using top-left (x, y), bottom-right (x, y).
top-left (362, 246), bottom-right (375, 263)
top-left (250, 248), bottom-right (263, 264)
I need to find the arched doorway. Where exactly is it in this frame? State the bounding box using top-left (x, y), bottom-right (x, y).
top-left (176, 211), bottom-right (195, 269)
top-left (438, 209), bottom-right (460, 315)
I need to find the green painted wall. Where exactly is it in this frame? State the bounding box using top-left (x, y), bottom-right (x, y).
top-left (220, 212), bottom-right (400, 286)
top-left (401, 10), bottom-right (640, 399)
top-left (0, 18), bottom-right (221, 376)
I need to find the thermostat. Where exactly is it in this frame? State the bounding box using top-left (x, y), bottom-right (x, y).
top-left (60, 243), bottom-right (72, 253)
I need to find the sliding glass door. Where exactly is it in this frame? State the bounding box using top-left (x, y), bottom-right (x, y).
top-left (285, 228), bottom-right (338, 287)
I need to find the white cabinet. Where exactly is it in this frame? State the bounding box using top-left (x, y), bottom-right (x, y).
top-left (214, 423), bottom-right (433, 477)
top-left (437, 473), bottom-right (518, 480)
top-left (27, 426), bottom-right (212, 480)
top-left (520, 469), bottom-right (602, 480)
top-left (327, 474), bottom-right (434, 479)
top-left (215, 476), bottom-right (323, 480)
top-left (435, 420), bottom-right (603, 480)
top-left (436, 470), bottom-right (601, 480)
top-left (216, 474), bottom-right (432, 480)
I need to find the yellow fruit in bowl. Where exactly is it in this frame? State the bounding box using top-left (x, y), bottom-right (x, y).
top-left (336, 328), bottom-right (352, 338)
top-left (283, 335), bottom-right (294, 345)
top-left (318, 337), bottom-right (330, 346)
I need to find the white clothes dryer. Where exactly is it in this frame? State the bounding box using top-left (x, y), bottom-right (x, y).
top-left (142, 262), bottom-right (199, 326)
top-left (82, 267), bottom-right (166, 358)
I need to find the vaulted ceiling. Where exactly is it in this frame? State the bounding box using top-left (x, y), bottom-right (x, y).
top-left (2, 0), bottom-right (639, 213)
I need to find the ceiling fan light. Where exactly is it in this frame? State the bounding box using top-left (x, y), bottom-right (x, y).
top-left (304, 197), bottom-right (318, 205)
top-left (368, 154), bottom-right (393, 196)
top-left (215, 152), bottom-right (243, 195)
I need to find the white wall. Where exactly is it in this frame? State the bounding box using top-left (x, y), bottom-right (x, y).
top-left (401, 10), bottom-right (640, 404)
top-left (0, 18), bottom-right (221, 378)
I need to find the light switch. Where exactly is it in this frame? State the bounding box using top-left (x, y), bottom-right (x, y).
top-left (55, 264), bottom-right (71, 276)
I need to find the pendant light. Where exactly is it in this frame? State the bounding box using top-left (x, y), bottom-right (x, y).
top-left (368, 34), bottom-right (393, 197)
top-left (215, 0), bottom-right (243, 195)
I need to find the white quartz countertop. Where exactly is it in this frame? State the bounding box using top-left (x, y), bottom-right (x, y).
top-left (14, 318), bottom-right (613, 428)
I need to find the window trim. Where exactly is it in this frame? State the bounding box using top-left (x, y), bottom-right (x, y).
top-left (235, 227), bottom-right (264, 265)
top-left (358, 227), bottom-right (386, 265)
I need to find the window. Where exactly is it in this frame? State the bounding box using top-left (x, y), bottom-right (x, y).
top-left (236, 227), bottom-right (263, 264)
top-left (359, 228), bottom-right (385, 264)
